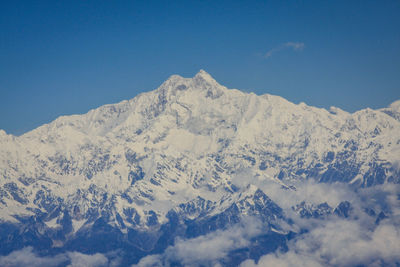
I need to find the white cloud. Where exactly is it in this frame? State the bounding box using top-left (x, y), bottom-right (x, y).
top-left (0, 248), bottom-right (111, 267)
top-left (133, 254), bottom-right (162, 267)
top-left (239, 183), bottom-right (400, 267)
top-left (134, 217), bottom-right (264, 267)
top-left (67, 251), bottom-right (109, 267)
top-left (245, 220), bottom-right (400, 267)
top-left (232, 174), bottom-right (357, 211)
top-left (0, 247), bottom-right (67, 267)
top-left (264, 42), bottom-right (305, 58)
top-left (240, 251), bottom-right (323, 267)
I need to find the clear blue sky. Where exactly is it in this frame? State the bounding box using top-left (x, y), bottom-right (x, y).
top-left (1, 0), bottom-right (399, 135)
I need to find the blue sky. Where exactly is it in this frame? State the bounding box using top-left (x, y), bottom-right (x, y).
top-left (1, 0), bottom-right (399, 135)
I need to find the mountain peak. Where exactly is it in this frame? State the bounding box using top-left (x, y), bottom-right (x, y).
top-left (193, 69), bottom-right (218, 85)
top-left (156, 70), bottom-right (223, 99)
top-left (163, 70), bottom-right (216, 85)
top-left (195, 69), bottom-right (212, 78)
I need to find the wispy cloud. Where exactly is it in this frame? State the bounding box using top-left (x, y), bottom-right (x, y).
top-left (264, 42), bottom-right (305, 58)
top-left (0, 248), bottom-right (119, 267)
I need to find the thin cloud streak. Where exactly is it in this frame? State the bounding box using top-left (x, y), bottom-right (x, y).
top-left (264, 42), bottom-right (305, 58)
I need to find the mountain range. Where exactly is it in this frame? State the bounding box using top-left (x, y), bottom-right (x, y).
top-left (0, 70), bottom-right (399, 266)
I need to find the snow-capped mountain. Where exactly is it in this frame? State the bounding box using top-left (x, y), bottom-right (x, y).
top-left (0, 70), bottom-right (399, 265)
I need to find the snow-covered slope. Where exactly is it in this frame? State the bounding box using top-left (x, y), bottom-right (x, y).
top-left (1, 70), bottom-right (399, 222)
top-left (0, 70), bottom-right (399, 262)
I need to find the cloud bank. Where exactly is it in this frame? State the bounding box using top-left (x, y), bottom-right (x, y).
top-left (135, 181), bottom-right (400, 266)
top-left (134, 217), bottom-right (264, 267)
top-left (241, 220), bottom-right (400, 267)
top-left (239, 181), bottom-right (400, 267)
top-left (1, 179), bottom-right (398, 267)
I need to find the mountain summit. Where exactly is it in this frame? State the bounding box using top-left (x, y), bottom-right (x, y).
top-left (0, 71), bottom-right (399, 265)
